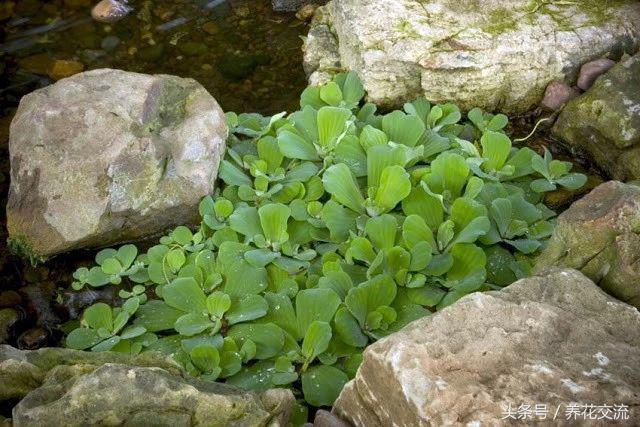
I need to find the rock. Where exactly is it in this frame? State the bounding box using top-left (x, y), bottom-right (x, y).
top-left (0, 309), bottom-right (19, 344)
top-left (16, 328), bottom-right (49, 350)
top-left (0, 345), bottom-right (181, 401)
top-left (273, 0), bottom-right (327, 12)
top-left (577, 58), bottom-right (617, 90)
top-left (47, 59), bottom-right (84, 81)
top-left (540, 81), bottom-right (580, 111)
top-left (304, 0), bottom-right (640, 113)
top-left (332, 268), bottom-right (640, 426)
top-left (536, 181), bottom-right (640, 308)
top-left (314, 409), bottom-right (351, 427)
top-left (1, 345), bottom-right (294, 426)
top-left (91, 0), bottom-right (132, 23)
top-left (296, 3), bottom-right (319, 21)
top-left (7, 69), bottom-right (227, 260)
top-left (552, 53), bottom-right (640, 180)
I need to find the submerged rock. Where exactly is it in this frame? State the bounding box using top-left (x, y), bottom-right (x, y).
top-left (536, 181), bottom-right (640, 308)
top-left (552, 53), bottom-right (640, 180)
top-left (272, 0), bottom-right (327, 12)
top-left (304, 0), bottom-right (640, 113)
top-left (1, 345), bottom-right (294, 426)
top-left (332, 268), bottom-right (640, 426)
top-left (7, 69), bottom-right (227, 260)
top-left (91, 0), bottom-right (132, 23)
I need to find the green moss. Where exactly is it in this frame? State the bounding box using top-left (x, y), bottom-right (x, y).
top-left (394, 19), bottom-right (421, 39)
top-left (482, 7), bottom-right (518, 35)
top-left (8, 236), bottom-right (46, 265)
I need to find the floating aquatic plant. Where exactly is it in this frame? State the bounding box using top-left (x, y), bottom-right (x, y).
top-left (65, 72), bottom-right (586, 420)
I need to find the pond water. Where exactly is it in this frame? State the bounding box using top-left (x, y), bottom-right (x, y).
top-left (0, 0), bottom-right (308, 348)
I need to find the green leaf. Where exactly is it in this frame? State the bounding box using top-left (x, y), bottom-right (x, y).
top-left (244, 249), bottom-right (279, 268)
top-left (317, 106), bottom-right (352, 151)
top-left (83, 303), bottom-right (113, 331)
top-left (116, 245), bottom-right (138, 268)
top-left (447, 244), bottom-right (486, 283)
top-left (402, 214), bottom-right (436, 249)
top-left (296, 288), bottom-right (341, 340)
top-left (259, 203), bottom-right (290, 246)
top-left (334, 307), bottom-right (368, 347)
top-left (301, 365), bottom-right (349, 407)
top-left (218, 242), bottom-right (269, 296)
top-left (366, 145), bottom-right (406, 190)
top-left (219, 160), bottom-right (252, 187)
top-left (175, 312), bottom-right (214, 336)
top-left (318, 271), bottom-right (354, 301)
top-left (163, 277), bottom-right (207, 313)
top-left (206, 292), bottom-right (231, 318)
top-left (227, 323), bottom-right (285, 360)
top-left (402, 187), bottom-right (443, 231)
top-left (229, 205), bottom-right (262, 240)
top-left (171, 226), bottom-right (193, 246)
top-left (190, 345), bottom-right (220, 374)
top-left (278, 129), bottom-right (320, 161)
top-left (134, 301), bottom-right (183, 332)
top-left (321, 200), bottom-right (358, 242)
top-left (556, 173), bottom-right (587, 190)
top-left (301, 320), bottom-right (332, 361)
top-left (338, 71), bottom-right (365, 106)
top-left (345, 275), bottom-right (396, 327)
top-left (66, 328), bottom-right (102, 350)
top-left (382, 110), bottom-right (425, 147)
top-left (101, 258), bottom-right (122, 275)
top-left (320, 81), bottom-right (343, 106)
top-left (425, 152), bottom-right (469, 198)
top-left (226, 294), bottom-right (268, 325)
top-left (481, 130), bottom-right (512, 171)
top-left (323, 163), bottom-right (365, 214)
top-left (374, 166), bottom-right (411, 213)
top-left (365, 215), bottom-right (397, 251)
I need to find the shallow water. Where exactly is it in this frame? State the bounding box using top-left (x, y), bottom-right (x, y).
top-left (0, 0), bottom-right (308, 348)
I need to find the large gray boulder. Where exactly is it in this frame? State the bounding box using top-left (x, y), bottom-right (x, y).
top-left (0, 346), bottom-right (294, 426)
top-left (552, 53), bottom-right (640, 181)
top-left (303, 0), bottom-right (640, 113)
top-left (7, 69), bottom-right (227, 260)
top-left (332, 269), bottom-right (640, 426)
top-left (536, 181), bottom-right (640, 309)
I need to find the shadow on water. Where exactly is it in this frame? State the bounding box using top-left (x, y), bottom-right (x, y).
top-left (0, 0), bottom-right (308, 347)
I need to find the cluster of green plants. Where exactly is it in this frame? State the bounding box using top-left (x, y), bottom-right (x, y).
top-left (64, 72), bottom-right (585, 420)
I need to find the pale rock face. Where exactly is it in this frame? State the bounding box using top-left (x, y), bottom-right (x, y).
top-left (332, 268), bottom-right (640, 426)
top-left (303, 0), bottom-right (640, 113)
top-left (7, 69), bottom-right (227, 259)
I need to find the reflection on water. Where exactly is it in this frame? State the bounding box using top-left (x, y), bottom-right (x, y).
top-left (0, 0), bottom-right (308, 348)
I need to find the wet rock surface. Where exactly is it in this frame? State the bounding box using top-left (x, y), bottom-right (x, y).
top-left (1, 345), bottom-right (294, 426)
top-left (304, 0), bottom-right (640, 113)
top-left (536, 181), bottom-right (640, 309)
top-left (577, 58), bottom-right (616, 91)
top-left (332, 268), bottom-right (640, 426)
top-left (541, 81), bottom-right (580, 111)
top-left (553, 53), bottom-right (640, 181)
top-left (7, 68), bottom-right (227, 260)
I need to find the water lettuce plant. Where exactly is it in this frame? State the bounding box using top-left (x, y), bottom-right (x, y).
top-left (65, 72), bottom-right (585, 420)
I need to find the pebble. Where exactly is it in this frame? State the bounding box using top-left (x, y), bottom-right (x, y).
top-left (296, 3), bottom-right (318, 21)
top-left (0, 308), bottom-right (19, 344)
top-left (101, 35), bottom-right (121, 51)
top-left (17, 327), bottom-right (48, 349)
top-left (541, 80), bottom-right (580, 111)
top-left (313, 410), bottom-right (351, 427)
top-left (48, 60), bottom-right (85, 81)
top-left (0, 290), bottom-right (22, 308)
top-left (577, 58), bottom-right (616, 91)
top-left (91, 0), bottom-right (132, 23)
